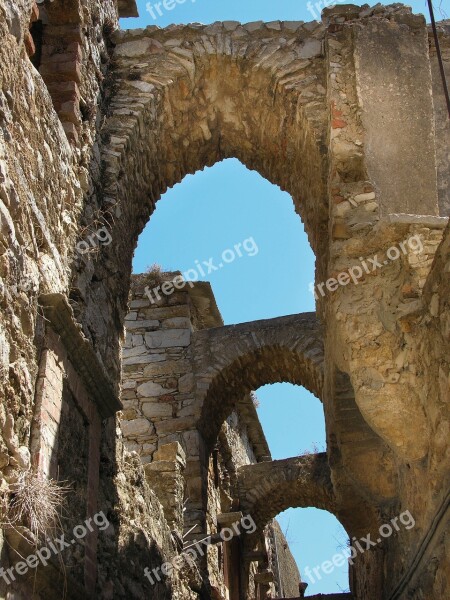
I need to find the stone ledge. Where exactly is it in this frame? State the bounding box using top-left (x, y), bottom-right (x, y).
top-left (254, 570), bottom-right (274, 583)
top-left (217, 511), bottom-right (243, 526)
top-left (385, 213), bottom-right (449, 229)
top-left (39, 293), bottom-right (122, 419)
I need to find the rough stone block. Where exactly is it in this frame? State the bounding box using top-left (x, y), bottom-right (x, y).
top-left (155, 417), bottom-right (195, 435)
top-left (137, 381), bottom-right (175, 397)
top-left (178, 373), bottom-right (194, 393)
top-left (145, 329), bottom-right (191, 348)
top-left (121, 418), bottom-right (153, 437)
top-left (154, 441), bottom-right (186, 466)
top-left (299, 38), bottom-right (322, 58)
top-left (115, 39), bottom-right (164, 58)
top-left (142, 403), bottom-right (173, 418)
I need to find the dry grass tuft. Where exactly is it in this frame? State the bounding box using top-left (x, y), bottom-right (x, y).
top-left (4, 470), bottom-right (69, 543)
top-left (144, 263), bottom-right (165, 287)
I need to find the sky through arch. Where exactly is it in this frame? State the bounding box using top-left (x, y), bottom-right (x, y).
top-left (256, 382), bottom-right (349, 594)
top-left (131, 159), bottom-right (351, 593)
top-left (132, 158), bottom-right (315, 322)
top-left (124, 2), bottom-right (435, 593)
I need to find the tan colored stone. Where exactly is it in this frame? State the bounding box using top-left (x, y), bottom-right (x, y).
top-left (142, 402), bottom-right (173, 418)
top-left (121, 418), bottom-right (154, 437)
top-left (137, 381), bottom-right (176, 397)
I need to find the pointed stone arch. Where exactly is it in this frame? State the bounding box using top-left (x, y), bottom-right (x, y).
top-left (103, 21), bottom-right (329, 254)
top-left (70, 9), bottom-right (443, 466)
top-left (73, 22), bottom-right (330, 379)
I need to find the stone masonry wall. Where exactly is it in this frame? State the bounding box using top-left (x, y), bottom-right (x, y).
top-left (0, 3), bottom-right (190, 599)
top-left (0, 0), bottom-right (122, 479)
top-left (1, 2), bottom-right (449, 599)
top-left (120, 273), bottom-right (298, 599)
top-left (322, 7), bottom-right (449, 600)
top-left (120, 274), bottom-right (195, 463)
top-left (0, 1), bottom-right (114, 596)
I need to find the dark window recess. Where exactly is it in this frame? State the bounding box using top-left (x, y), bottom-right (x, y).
top-left (29, 20), bottom-right (44, 69)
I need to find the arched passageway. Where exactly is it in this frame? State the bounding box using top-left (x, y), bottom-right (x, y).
top-left (73, 22), bottom-right (329, 379)
top-left (275, 507), bottom-right (350, 596)
top-left (237, 453), bottom-right (335, 529)
top-left (194, 312), bottom-right (324, 448)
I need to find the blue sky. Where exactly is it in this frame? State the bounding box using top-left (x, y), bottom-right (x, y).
top-left (132, 160), bottom-right (349, 594)
top-left (125, 0), bottom-right (434, 594)
top-left (122, 0), bottom-right (433, 30)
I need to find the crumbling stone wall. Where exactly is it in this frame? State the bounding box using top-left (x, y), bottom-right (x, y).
top-left (0, 2), bottom-right (188, 599)
top-left (0, 1), bottom-right (449, 599)
top-left (0, 1), bottom-right (97, 595)
top-left (121, 273), bottom-right (312, 597)
top-left (0, 0), bottom-right (124, 469)
top-left (386, 220), bottom-right (450, 599)
top-left (268, 520), bottom-right (302, 599)
top-left (321, 7), bottom-right (449, 600)
top-left (121, 275), bottom-right (300, 599)
top-left (120, 274), bottom-right (196, 464)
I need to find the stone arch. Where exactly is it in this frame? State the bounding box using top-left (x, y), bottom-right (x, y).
top-left (193, 314), bottom-right (381, 538)
top-left (237, 453), bottom-right (335, 531)
top-left (236, 452), bottom-right (377, 592)
top-left (193, 313), bottom-right (324, 448)
top-left (72, 21), bottom-right (330, 378)
top-left (237, 452), bottom-right (380, 546)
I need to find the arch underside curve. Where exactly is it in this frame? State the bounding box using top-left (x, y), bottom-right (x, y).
top-left (237, 453), bottom-right (336, 530)
top-left (72, 23), bottom-right (329, 374)
top-left (104, 23), bottom-right (328, 249)
top-left (194, 313), bottom-right (324, 447)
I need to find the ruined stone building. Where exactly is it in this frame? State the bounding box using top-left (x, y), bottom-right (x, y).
top-left (0, 1), bottom-right (448, 599)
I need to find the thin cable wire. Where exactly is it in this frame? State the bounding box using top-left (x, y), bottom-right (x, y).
top-left (428, 0), bottom-right (450, 118)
